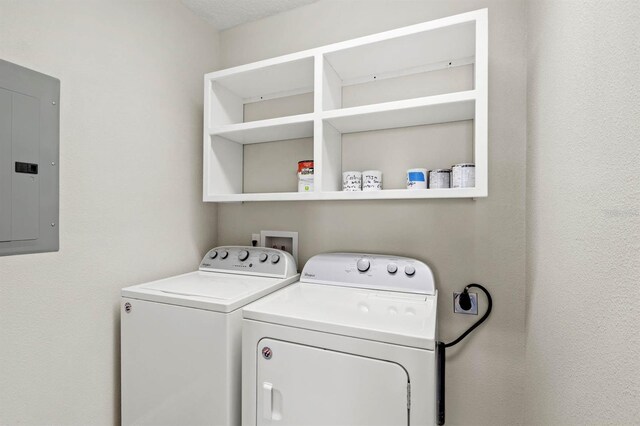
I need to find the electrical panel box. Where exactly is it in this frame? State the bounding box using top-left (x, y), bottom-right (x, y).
top-left (0, 59), bottom-right (59, 256)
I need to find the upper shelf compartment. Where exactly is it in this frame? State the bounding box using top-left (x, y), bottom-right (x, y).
top-left (321, 18), bottom-right (477, 111)
top-left (325, 21), bottom-right (475, 83)
top-left (205, 56), bottom-right (314, 127)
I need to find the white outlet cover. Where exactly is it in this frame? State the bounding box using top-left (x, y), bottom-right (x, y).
top-left (260, 230), bottom-right (299, 266)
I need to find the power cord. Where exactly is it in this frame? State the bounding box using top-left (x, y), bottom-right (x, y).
top-left (436, 283), bottom-right (493, 425)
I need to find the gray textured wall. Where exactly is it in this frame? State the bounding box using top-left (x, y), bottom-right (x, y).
top-left (525, 0), bottom-right (640, 423)
top-left (0, 1), bottom-right (218, 423)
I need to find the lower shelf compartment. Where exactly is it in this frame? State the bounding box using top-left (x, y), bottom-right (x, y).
top-left (204, 188), bottom-right (485, 202)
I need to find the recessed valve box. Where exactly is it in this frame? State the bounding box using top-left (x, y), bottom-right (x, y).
top-left (0, 59), bottom-right (60, 256)
top-left (260, 230), bottom-right (299, 266)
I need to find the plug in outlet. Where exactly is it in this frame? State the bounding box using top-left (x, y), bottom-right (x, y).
top-left (454, 292), bottom-right (478, 315)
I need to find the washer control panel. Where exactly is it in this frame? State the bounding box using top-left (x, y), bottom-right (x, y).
top-left (199, 246), bottom-right (297, 278)
top-left (300, 252), bottom-right (435, 295)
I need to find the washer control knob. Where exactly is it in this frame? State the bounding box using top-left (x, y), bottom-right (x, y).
top-left (259, 253), bottom-right (268, 262)
top-left (357, 258), bottom-right (370, 272)
top-left (404, 265), bottom-right (416, 276)
top-left (271, 254), bottom-right (280, 264)
top-left (238, 250), bottom-right (249, 261)
top-left (387, 263), bottom-right (398, 274)
top-left (209, 250), bottom-right (218, 259)
top-left (220, 250), bottom-right (229, 259)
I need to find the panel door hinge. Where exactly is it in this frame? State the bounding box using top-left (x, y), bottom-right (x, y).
top-left (407, 382), bottom-right (411, 410)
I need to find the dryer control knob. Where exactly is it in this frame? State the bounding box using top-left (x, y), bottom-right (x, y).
top-left (209, 250), bottom-right (218, 259)
top-left (404, 265), bottom-right (416, 276)
top-left (387, 263), bottom-right (398, 274)
top-left (271, 254), bottom-right (280, 264)
top-left (357, 258), bottom-right (370, 272)
top-left (259, 253), bottom-right (268, 262)
top-left (238, 250), bottom-right (249, 261)
top-left (220, 250), bottom-right (229, 259)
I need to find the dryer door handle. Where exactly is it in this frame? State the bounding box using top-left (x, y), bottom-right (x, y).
top-left (263, 382), bottom-right (273, 420)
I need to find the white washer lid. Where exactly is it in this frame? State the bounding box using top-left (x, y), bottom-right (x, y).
top-left (243, 282), bottom-right (437, 350)
top-left (122, 271), bottom-right (299, 313)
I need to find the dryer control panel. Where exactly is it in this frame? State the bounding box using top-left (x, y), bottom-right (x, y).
top-left (300, 252), bottom-right (435, 295)
top-left (199, 246), bottom-right (297, 278)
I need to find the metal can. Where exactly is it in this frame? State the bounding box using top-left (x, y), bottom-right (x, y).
top-left (297, 160), bottom-right (314, 175)
top-left (428, 169), bottom-right (451, 189)
top-left (451, 163), bottom-right (475, 188)
top-left (297, 160), bottom-right (314, 192)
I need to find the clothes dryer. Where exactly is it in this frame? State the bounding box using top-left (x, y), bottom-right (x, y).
top-left (242, 252), bottom-right (437, 426)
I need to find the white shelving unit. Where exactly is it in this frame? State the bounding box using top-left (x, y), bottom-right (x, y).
top-left (203, 9), bottom-right (488, 202)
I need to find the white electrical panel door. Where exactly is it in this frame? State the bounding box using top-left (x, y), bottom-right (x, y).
top-left (10, 91), bottom-right (40, 241)
top-left (256, 339), bottom-right (409, 426)
top-left (0, 88), bottom-right (39, 242)
top-left (0, 88), bottom-right (11, 242)
top-left (0, 59), bottom-right (59, 255)
top-left (121, 298), bottom-right (236, 426)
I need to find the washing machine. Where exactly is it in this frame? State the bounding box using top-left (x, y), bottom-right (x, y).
top-left (121, 246), bottom-right (298, 426)
top-left (241, 252), bottom-right (438, 426)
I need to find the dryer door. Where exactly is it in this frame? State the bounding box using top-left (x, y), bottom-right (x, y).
top-left (256, 339), bottom-right (409, 426)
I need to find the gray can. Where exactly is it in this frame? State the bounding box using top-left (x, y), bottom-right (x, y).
top-left (428, 169), bottom-right (451, 188)
top-left (451, 163), bottom-right (475, 188)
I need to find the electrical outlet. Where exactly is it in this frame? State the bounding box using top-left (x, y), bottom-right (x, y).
top-left (453, 292), bottom-right (478, 315)
top-left (251, 233), bottom-right (260, 246)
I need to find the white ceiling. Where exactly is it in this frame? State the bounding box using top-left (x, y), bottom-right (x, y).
top-left (181, 0), bottom-right (318, 30)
